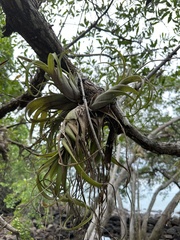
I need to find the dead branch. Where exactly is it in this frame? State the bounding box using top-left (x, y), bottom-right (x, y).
top-left (0, 215), bottom-right (19, 236)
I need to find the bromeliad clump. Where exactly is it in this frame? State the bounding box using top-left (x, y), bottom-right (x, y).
top-left (23, 52), bottom-right (144, 229)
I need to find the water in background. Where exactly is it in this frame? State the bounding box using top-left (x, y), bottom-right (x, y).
top-left (102, 185), bottom-right (179, 240)
top-left (121, 184), bottom-right (179, 215)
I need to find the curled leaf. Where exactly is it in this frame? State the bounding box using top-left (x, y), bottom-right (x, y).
top-left (90, 84), bottom-right (138, 110)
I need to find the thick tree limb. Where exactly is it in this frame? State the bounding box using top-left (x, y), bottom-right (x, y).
top-left (112, 105), bottom-right (180, 156)
top-left (0, 0), bottom-right (76, 73)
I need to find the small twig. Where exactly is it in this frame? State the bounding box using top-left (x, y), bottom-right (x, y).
top-left (119, 46), bottom-right (180, 104)
top-left (0, 215), bottom-right (19, 236)
top-left (6, 121), bottom-right (27, 129)
top-left (8, 139), bottom-right (40, 155)
top-left (77, 73), bottom-right (105, 158)
top-left (134, 44), bottom-right (180, 91)
top-left (146, 44), bottom-right (180, 80)
top-left (148, 116), bottom-right (180, 139)
top-left (154, 168), bottom-right (180, 189)
top-left (66, 0), bottom-right (114, 49)
top-left (68, 52), bottom-right (142, 60)
top-left (94, 25), bottom-right (141, 45)
top-left (68, 53), bottom-right (113, 60)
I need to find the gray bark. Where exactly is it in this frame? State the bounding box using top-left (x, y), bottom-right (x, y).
top-left (0, 0), bottom-right (76, 73)
top-left (148, 191), bottom-right (180, 240)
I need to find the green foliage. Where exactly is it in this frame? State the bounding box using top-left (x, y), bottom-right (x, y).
top-left (12, 217), bottom-right (33, 240)
top-left (0, 115), bottom-right (38, 214)
top-left (0, 17), bottom-right (23, 104)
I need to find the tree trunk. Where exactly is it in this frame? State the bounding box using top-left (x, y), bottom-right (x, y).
top-left (141, 170), bottom-right (180, 240)
top-left (129, 171), bottom-right (136, 240)
top-left (116, 192), bottom-right (128, 240)
top-left (148, 191), bottom-right (180, 240)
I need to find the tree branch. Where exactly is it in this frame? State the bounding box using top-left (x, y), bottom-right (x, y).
top-left (112, 105), bottom-right (180, 156)
top-left (154, 168), bottom-right (180, 189)
top-left (0, 69), bottom-right (45, 119)
top-left (8, 139), bottom-right (40, 155)
top-left (141, 170), bottom-right (180, 240)
top-left (66, 0), bottom-right (114, 49)
top-left (68, 52), bottom-right (140, 59)
top-left (94, 25), bottom-right (141, 45)
top-left (146, 44), bottom-right (180, 80)
top-left (148, 116), bottom-right (180, 139)
top-left (0, 0), bottom-right (76, 73)
top-left (68, 53), bottom-right (113, 60)
top-left (0, 215), bottom-right (19, 236)
top-left (148, 191), bottom-right (180, 240)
